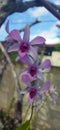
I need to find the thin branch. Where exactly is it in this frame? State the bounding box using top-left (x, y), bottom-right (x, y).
top-left (40, 0), bottom-right (60, 20)
top-left (19, 19), bottom-right (60, 47)
top-left (0, 42), bottom-right (20, 90)
top-left (19, 19), bottom-right (42, 32)
top-left (0, 0), bottom-right (60, 26)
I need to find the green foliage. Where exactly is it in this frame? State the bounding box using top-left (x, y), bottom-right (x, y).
top-left (10, 52), bottom-right (18, 61)
top-left (55, 35), bottom-right (60, 51)
top-left (54, 45), bottom-right (60, 51)
top-left (16, 120), bottom-right (30, 130)
top-left (2, 111), bottom-right (8, 117)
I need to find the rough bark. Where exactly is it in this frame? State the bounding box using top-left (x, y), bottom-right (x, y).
top-left (0, 0), bottom-right (60, 27)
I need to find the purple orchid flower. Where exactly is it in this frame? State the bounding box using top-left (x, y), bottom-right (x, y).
top-left (19, 81), bottom-right (51, 104)
top-left (7, 22), bottom-right (46, 64)
top-left (20, 59), bottom-right (51, 84)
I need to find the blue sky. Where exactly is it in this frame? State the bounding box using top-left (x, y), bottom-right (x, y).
top-left (0, 0), bottom-right (60, 44)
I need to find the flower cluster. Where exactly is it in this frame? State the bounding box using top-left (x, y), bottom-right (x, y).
top-left (5, 21), bottom-right (57, 106)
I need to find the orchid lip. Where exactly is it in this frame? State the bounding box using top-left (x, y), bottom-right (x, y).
top-left (29, 66), bottom-right (38, 77)
top-left (29, 87), bottom-right (37, 99)
top-left (19, 42), bottom-right (30, 53)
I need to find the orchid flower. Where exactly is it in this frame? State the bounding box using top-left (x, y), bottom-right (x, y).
top-left (6, 21), bottom-right (46, 64)
top-left (20, 59), bottom-right (51, 84)
top-left (19, 81), bottom-right (51, 104)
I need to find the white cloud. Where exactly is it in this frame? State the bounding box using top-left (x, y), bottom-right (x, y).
top-left (46, 38), bottom-right (60, 45)
top-left (28, 7), bottom-right (48, 18)
top-left (40, 25), bottom-right (57, 40)
top-left (55, 0), bottom-right (60, 5)
top-left (56, 20), bottom-right (60, 25)
top-left (14, 19), bottom-right (23, 23)
top-left (30, 24), bottom-right (60, 45)
top-left (39, 23), bottom-right (60, 44)
top-left (10, 18), bottom-right (26, 24)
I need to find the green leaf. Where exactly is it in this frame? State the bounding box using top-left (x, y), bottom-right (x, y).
top-left (10, 52), bottom-right (18, 61)
top-left (2, 111), bottom-right (8, 117)
top-left (16, 120), bottom-right (30, 130)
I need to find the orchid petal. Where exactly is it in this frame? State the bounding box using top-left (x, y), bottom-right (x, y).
top-left (23, 25), bottom-right (30, 42)
top-left (20, 54), bottom-right (31, 64)
top-left (16, 55), bottom-right (30, 63)
top-left (9, 29), bottom-right (22, 42)
top-left (30, 36), bottom-right (46, 46)
top-left (28, 46), bottom-right (38, 63)
top-left (28, 96), bottom-right (34, 104)
top-left (20, 68), bottom-right (28, 75)
top-left (33, 94), bottom-right (42, 107)
top-left (21, 67), bottom-right (35, 84)
top-left (19, 49), bottom-right (26, 57)
top-left (19, 87), bottom-right (29, 95)
top-left (21, 73), bottom-right (33, 84)
top-left (8, 44), bottom-right (19, 52)
top-left (28, 87), bottom-right (37, 103)
top-left (20, 68), bottom-right (28, 76)
top-left (39, 59), bottom-right (51, 72)
top-left (16, 56), bottom-right (20, 62)
top-left (21, 74), bottom-right (30, 84)
top-left (40, 81), bottom-right (51, 94)
top-left (37, 71), bottom-right (44, 81)
top-left (34, 46), bottom-right (39, 52)
top-left (5, 20), bottom-right (9, 34)
top-left (5, 35), bottom-right (14, 43)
